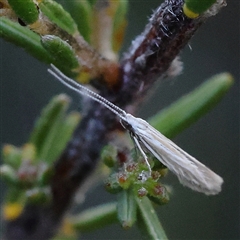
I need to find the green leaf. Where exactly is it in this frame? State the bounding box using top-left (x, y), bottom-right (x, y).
top-left (41, 35), bottom-right (80, 72)
top-left (117, 189), bottom-right (137, 228)
top-left (87, 0), bottom-right (97, 6)
top-left (184, 0), bottom-right (216, 14)
top-left (29, 94), bottom-right (70, 162)
top-left (136, 196), bottom-right (168, 240)
top-left (7, 0), bottom-right (39, 25)
top-left (69, 202), bottom-right (118, 232)
top-left (39, 0), bottom-right (78, 35)
top-left (45, 112), bottom-right (80, 162)
top-left (101, 145), bottom-right (118, 168)
top-left (0, 17), bottom-right (53, 63)
top-left (149, 73), bottom-right (234, 138)
top-left (62, 0), bottom-right (92, 42)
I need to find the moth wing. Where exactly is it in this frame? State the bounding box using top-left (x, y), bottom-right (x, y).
top-left (127, 115), bottom-right (223, 195)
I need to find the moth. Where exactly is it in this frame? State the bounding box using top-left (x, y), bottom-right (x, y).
top-left (48, 65), bottom-right (223, 195)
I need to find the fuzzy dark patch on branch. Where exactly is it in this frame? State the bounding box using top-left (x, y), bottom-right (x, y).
top-left (118, 0), bottom-right (201, 108)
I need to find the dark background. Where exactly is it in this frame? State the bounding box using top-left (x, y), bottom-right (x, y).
top-left (1, 1), bottom-right (239, 239)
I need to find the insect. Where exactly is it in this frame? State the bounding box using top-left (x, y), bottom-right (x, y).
top-left (48, 64), bottom-right (223, 195)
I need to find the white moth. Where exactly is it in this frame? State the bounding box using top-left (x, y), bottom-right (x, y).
top-left (48, 65), bottom-right (223, 195)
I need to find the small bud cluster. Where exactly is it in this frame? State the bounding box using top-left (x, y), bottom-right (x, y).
top-left (103, 145), bottom-right (169, 205)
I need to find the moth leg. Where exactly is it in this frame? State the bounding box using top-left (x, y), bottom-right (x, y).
top-left (132, 136), bottom-right (152, 174)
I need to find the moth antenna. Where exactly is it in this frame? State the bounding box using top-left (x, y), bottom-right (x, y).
top-left (48, 65), bottom-right (127, 121)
